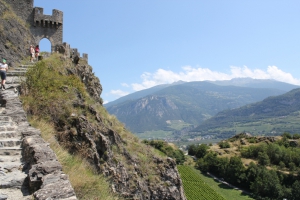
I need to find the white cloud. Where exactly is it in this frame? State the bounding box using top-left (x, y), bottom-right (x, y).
top-left (130, 65), bottom-right (300, 91)
top-left (110, 89), bottom-right (130, 97)
top-left (121, 83), bottom-right (130, 87)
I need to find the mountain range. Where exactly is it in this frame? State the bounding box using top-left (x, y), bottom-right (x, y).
top-left (193, 87), bottom-right (300, 139)
top-left (105, 78), bottom-right (299, 135)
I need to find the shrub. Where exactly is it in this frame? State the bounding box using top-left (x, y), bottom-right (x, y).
top-left (219, 141), bottom-right (230, 149)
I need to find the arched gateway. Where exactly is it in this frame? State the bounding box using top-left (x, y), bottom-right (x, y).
top-left (4, 0), bottom-right (87, 61)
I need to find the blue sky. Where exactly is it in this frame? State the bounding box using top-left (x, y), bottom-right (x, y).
top-left (34, 0), bottom-right (300, 103)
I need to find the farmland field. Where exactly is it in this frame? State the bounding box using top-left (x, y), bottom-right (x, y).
top-left (177, 165), bottom-right (226, 200)
top-left (178, 165), bottom-right (255, 200)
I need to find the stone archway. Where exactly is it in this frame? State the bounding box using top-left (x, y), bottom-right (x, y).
top-left (38, 38), bottom-right (51, 53)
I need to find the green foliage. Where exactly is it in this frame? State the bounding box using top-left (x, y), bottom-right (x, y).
top-left (188, 144), bottom-right (209, 158)
top-left (143, 140), bottom-right (185, 164)
top-left (282, 132), bottom-right (292, 139)
top-left (257, 152), bottom-right (270, 166)
top-left (21, 55), bottom-right (87, 125)
top-left (250, 168), bottom-right (283, 199)
top-left (195, 136), bottom-right (300, 200)
top-left (247, 137), bottom-right (257, 143)
top-left (293, 133), bottom-right (300, 139)
top-left (219, 141), bottom-right (231, 148)
top-left (240, 141), bottom-right (300, 169)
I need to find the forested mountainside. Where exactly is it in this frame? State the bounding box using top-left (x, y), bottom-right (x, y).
top-left (188, 132), bottom-right (300, 200)
top-left (106, 81), bottom-right (291, 133)
top-left (0, 1), bottom-right (186, 199)
top-left (193, 88), bottom-right (300, 139)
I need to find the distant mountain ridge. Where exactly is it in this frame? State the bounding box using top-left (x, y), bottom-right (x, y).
top-left (106, 78), bottom-right (299, 134)
top-left (209, 78), bottom-right (299, 91)
top-left (193, 87), bottom-right (300, 138)
top-left (105, 81), bottom-right (185, 107)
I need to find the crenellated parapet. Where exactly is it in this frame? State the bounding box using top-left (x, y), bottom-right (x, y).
top-left (55, 43), bottom-right (88, 63)
top-left (33, 7), bottom-right (63, 29)
top-left (4, 0), bottom-right (88, 64)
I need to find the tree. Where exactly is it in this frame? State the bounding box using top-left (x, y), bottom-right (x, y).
top-left (258, 152), bottom-right (270, 166)
top-left (279, 161), bottom-right (285, 169)
top-left (250, 168), bottom-right (283, 199)
top-left (225, 156), bottom-right (246, 185)
top-left (292, 180), bottom-right (300, 200)
top-left (195, 144), bottom-right (209, 158)
top-left (282, 132), bottom-right (292, 139)
top-left (219, 141), bottom-right (230, 148)
top-left (187, 144), bottom-right (197, 156)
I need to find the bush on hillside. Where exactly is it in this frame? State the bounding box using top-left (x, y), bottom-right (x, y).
top-left (143, 140), bottom-right (185, 164)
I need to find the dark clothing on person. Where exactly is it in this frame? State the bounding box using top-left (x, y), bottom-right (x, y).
top-left (0, 70), bottom-right (6, 80)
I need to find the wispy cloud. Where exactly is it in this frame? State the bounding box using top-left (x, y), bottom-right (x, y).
top-left (121, 83), bottom-right (130, 87)
top-left (130, 65), bottom-right (300, 91)
top-left (110, 89), bottom-right (130, 97)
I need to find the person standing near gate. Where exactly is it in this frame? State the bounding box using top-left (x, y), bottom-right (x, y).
top-left (30, 45), bottom-right (35, 62)
top-left (35, 45), bottom-right (40, 61)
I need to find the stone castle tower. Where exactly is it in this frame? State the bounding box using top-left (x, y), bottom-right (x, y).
top-left (4, 0), bottom-right (88, 61)
top-left (5, 0), bottom-right (63, 53)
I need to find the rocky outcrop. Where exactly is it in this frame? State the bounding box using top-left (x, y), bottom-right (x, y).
top-left (58, 109), bottom-right (186, 200)
top-left (67, 63), bottom-right (103, 104)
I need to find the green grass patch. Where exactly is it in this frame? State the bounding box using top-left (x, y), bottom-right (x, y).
top-left (178, 165), bottom-right (226, 200)
top-left (136, 130), bottom-right (173, 140)
top-left (166, 120), bottom-right (192, 130)
top-left (192, 168), bottom-right (255, 200)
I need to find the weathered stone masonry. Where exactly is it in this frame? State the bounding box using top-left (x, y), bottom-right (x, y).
top-left (4, 0), bottom-right (88, 62)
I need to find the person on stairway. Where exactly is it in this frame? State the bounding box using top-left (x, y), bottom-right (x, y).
top-left (0, 58), bottom-right (8, 90)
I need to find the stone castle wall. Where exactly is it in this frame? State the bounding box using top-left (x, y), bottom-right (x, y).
top-left (4, 0), bottom-right (88, 62)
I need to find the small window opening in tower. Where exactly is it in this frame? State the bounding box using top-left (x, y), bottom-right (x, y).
top-left (39, 38), bottom-right (51, 53)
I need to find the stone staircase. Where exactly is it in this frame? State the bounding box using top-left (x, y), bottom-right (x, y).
top-left (6, 63), bottom-right (34, 86)
top-left (0, 62), bottom-right (33, 199)
top-left (0, 86), bottom-right (31, 199)
top-left (0, 62), bottom-right (77, 200)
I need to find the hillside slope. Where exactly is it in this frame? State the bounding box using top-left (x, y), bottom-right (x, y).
top-left (107, 81), bottom-right (290, 133)
top-left (194, 88), bottom-right (300, 138)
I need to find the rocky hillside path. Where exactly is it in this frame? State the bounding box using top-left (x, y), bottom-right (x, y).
top-left (0, 63), bottom-right (34, 199)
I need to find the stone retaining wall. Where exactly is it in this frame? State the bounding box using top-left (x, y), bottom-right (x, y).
top-left (1, 84), bottom-right (77, 200)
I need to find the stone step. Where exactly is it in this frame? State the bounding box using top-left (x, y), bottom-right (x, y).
top-left (0, 188), bottom-right (32, 200)
top-left (0, 126), bottom-right (18, 132)
top-left (0, 148), bottom-right (22, 156)
top-left (12, 68), bottom-right (28, 72)
top-left (0, 161), bottom-right (24, 173)
top-left (0, 170), bottom-right (27, 189)
top-left (6, 76), bottom-right (24, 84)
top-left (18, 64), bottom-right (34, 68)
top-left (6, 71), bottom-right (27, 76)
top-left (0, 116), bottom-right (11, 122)
top-left (0, 121), bottom-right (15, 126)
top-left (0, 131), bottom-right (20, 139)
top-left (0, 139), bottom-right (22, 148)
top-left (0, 155), bottom-right (22, 162)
